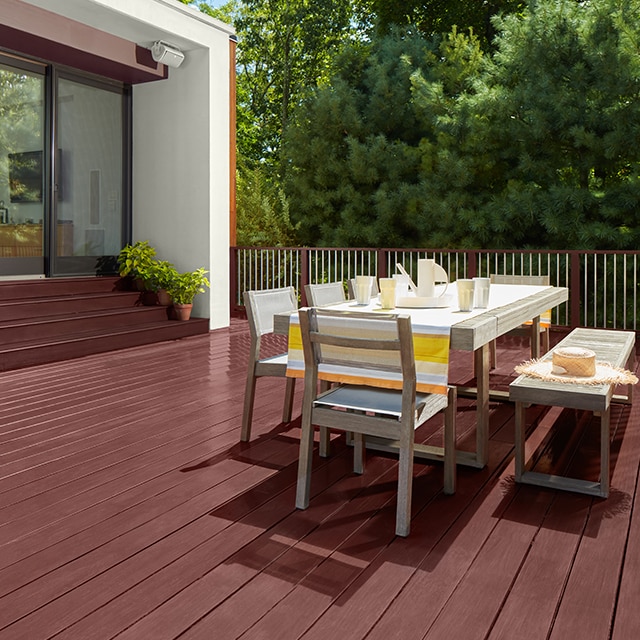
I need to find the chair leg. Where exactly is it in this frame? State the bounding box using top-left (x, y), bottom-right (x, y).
top-left (319, 427), bottom-right (330, 457)
top-left (443, 386), bottom-right (457, 495)
top-left (282, 377), bottom-right (296, 423)
top-left (295, 409), bottom-right (316, 510)
top-left (353, 432), bottom-right (365, 474)
top-left (490, 339), bottom-right (497, 369)
top-left (542, 327), bottom-right (550, 354)
top-left (241, 369), bottom-right (257, 442)
top-left (395, 431), bottom-right (414, 537)
top-left (317, 380), bottom-right (331, 457)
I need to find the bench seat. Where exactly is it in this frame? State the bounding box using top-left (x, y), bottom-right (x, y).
top-left (509, 328), bottom-right (636, 497)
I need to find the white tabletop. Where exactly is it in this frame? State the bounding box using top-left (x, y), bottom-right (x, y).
top-left (315, 284), bottom-right (568, 352)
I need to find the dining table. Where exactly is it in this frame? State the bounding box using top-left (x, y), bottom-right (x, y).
top-left (274, 282), bottom-right (569, 469)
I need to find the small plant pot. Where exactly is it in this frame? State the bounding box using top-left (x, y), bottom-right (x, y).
top-left (173, 303), bottom-right (193, 321)
top-left (157, 289), bottom-right (172, 306)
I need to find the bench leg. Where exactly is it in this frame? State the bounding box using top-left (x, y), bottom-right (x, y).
top-left (514, 401), bottom-right (527, 481)
top-left (600, 408), bottom-right (610, 498)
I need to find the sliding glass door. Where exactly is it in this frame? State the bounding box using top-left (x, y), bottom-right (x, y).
top-left (0, 53), bottom-right (130, 278)
top-left (51, 73), bottom-right (128, 276)
top-left (0, 58), bottom-right (46, 276)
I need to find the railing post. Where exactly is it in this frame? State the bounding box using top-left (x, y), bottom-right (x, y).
top-left (377, 248), bottom-right (387, 279)
top-left (570, 250), bottom-right (581, 329)
top-left (300, 247), bottom-right (309, 306)
top-left (468, 250), bottom-right (477, 279)
top-left (229, 246), bottom-right (240, 316)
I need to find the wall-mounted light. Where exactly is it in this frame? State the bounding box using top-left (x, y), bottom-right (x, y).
top-left (150, 41), bottom-right (185, 68)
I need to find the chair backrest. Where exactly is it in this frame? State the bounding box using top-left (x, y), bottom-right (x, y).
top-left (243, 287), bottom-right (297, 338)
top-left (347, 277), bottom-right (380, 300)
top-left (304, 281), bottom-right (346, 307)
top-left (298, 308), bottom-right (415, 396)
top-left (490, 274), bottom-right (550, 286)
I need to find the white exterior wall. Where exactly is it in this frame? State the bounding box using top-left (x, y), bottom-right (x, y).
top-left (23, 0), bottom-right (234, 329)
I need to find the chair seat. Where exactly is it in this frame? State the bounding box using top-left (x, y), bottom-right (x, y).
top-left (255, 352), bottom-right (289, 377)
top-left (313, 384), bottom-right (448, 420)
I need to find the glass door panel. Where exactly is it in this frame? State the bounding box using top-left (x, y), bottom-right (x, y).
top-left (0, 61), bottom-right (46, 276)
top-left (52, 75), bottom-right (124, 276)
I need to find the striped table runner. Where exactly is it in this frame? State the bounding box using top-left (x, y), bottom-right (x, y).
top-left (286, 311), bottom-right (451, 395)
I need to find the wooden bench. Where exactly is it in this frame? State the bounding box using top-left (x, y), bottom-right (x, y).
top-left (509, 328), bottom-right (636, 497)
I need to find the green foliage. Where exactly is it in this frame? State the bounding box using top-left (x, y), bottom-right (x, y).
top-left (421, 0), bottom-right (640, 249)
top-left (167, 268), bottom-right (210, 305)
top-left (117, 241), bottom-right (156, 278)
top-left (236, 164), bottom-right (298, 246)
top-left (354, 0), bottom-right (527, 49)
top-left (233, 0), bottom-right (355, 172)
top-left (286, 0), bottom-right (640, 250)
top-left (285, 27), bottom-right (483, 247)
top-left (145, 260), bottom-right (178, 293)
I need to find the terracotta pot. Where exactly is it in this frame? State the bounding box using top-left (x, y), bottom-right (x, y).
top-left (157, 289), bottom-right (172, 306)
top-left (173, 303), bottom-right (193, 321)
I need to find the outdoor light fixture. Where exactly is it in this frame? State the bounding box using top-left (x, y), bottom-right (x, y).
top-left (150, 41), bottom-right (185, 68)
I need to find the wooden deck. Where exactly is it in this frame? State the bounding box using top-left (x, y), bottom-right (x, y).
top-left (1, 318), bottom-right (639, 639)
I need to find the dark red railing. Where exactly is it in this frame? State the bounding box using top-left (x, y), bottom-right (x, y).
top-left (230, 246), bottom-right (640, 332)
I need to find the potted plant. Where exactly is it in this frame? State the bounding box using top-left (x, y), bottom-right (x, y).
top-left (117, 241), bottom-right (156, 290)
top-left (145, 260), bottom-right (178, 306)
top-left (166, 267), bottom-right (210, 320)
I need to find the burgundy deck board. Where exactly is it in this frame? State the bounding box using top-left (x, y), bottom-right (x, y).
top-left (0, 322), bottom-right (639, 639)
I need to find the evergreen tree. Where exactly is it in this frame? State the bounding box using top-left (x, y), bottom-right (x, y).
top-left (285, 28), bottom-right (483, 247)
top-left (421, 0), bottom-right (640, 249)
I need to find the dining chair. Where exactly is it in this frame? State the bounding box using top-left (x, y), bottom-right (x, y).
top-left (347, 277), bottom-right (380, 300)
top-left (241, 286), bottom-right (298, 442)
top-left (304, 281), bottom-right (346, 307)
top-left (489, 274), bottom-right (551, 365)
top-left (295, 307), bottom-right (457, 537)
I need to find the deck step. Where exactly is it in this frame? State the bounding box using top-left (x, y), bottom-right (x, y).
top-left (0, 291), bottom-right (143, 321)
top-left (0, 318), bottom-right (210, 371)
top-left (0, 276), bottom-right (209, 370)
top-left (0, 276), bottom-right (125, 300)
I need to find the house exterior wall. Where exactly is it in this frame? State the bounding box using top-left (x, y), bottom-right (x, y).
top-left (22, 0), bottom-right (235, 329)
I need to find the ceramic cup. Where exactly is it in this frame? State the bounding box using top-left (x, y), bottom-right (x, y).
top-left (457, 279), bottom-right (475, 312)
top-left (473, 277), bottom-right (491, 308)
top-left (355, 275), bottom-right (374, 305)
top-left (379, 277), bottom-right (396, 309)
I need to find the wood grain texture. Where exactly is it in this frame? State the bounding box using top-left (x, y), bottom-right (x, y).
top-left (0, 321), bottom-right (638, 640)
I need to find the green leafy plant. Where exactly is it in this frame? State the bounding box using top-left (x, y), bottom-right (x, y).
top-left (117, 241), bottom-right (156, 279)
top-left (167, 268), bottom-right (210, 305)
top-left (145, 260), bottom-right (178, 293)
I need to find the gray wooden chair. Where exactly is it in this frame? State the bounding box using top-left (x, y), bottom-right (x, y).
top-left (241, 287), bottom-right (298, 442)
top-left (295, 307), bottom-right (457, 537)
top-left (304, 281), bottom-right (346, 307)
top-left (347, 277), bottom-right (379, 300)
top-left (489, 274), bottom-right (551, 365)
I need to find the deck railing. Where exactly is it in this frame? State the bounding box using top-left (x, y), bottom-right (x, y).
top-left (230, 246), bottom-right (640, 332)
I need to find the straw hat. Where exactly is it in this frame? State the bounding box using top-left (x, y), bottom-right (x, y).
top-left (515, 346), bottom-right (638, 386)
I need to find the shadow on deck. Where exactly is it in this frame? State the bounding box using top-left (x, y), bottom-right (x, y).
top-left (0, 319), bottom-right (638, 639)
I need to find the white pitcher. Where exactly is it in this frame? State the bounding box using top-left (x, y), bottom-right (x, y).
top-left (417, 259), bottom-right (449, 298)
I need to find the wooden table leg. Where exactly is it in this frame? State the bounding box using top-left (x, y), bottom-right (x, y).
top-left (474, 342), bottom-right (490, 467)
top-left (531, 315), bottom-right (541, 359)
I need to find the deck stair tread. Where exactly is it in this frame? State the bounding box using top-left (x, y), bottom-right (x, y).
top-left (0, 292), bottom-right (145, 321)
top-left (0, 277), bottom-right (209, 370)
